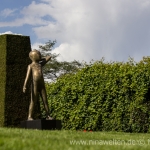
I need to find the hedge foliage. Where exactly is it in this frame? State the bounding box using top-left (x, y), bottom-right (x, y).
top-left (0, 34), bottom-right (31, 127)
top-left (46, 57), bottom-right (150, 132)
top-left (0, 35), bottom-right (6, 126)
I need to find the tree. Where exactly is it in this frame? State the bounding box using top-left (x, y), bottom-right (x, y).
top-left (38, 40), bottom-right (83, 81)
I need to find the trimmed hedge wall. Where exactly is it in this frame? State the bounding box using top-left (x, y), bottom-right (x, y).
top-left (0, 35), bottom-right (6, 126)
top-left (0, 34), bottom-right (31, 127)
top-left (46, 57), bottom-right (150, 132)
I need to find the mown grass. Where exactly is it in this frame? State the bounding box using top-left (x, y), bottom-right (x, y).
top-left (0, 128), bottom-right (150, 150)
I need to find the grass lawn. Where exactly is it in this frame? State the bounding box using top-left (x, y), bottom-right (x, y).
top-left (0, 128), bottom-right (150, 150)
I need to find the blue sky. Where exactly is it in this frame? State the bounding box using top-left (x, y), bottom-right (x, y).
top-left (1, 0), bottom-right (150, 63)
top-left (0, 0), bottom-right (46, 44)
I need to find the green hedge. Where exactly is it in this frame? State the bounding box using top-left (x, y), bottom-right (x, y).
top-left (0, 35), bottom-right (6, 126)
top-left (0, 34), bottom-right (31, 127)
top-left (46, 57), bottom-right (150, 132)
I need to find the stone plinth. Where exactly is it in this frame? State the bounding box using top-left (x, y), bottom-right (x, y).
top-left (20, 119), bottom-right (62, 130)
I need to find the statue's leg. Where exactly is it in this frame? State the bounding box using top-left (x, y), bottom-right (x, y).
top-left (28, 86), bottom-right (34, 120)
top-left (28, 84), bottom-right (38, 120)
top-left (40, 87), bottom-right (53, 120)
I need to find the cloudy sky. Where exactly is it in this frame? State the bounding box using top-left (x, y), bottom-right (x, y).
top-left (0, 0), bottom-right (150, 62)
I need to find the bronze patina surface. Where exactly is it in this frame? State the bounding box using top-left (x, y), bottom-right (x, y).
top-left (23, 49), bottom-right (53, 120)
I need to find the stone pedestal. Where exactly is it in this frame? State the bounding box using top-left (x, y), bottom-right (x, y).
top-left (20, 119), bottom-right (62, 130)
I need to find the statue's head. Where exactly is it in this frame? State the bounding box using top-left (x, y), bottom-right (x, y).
top-left (29, 49), bottom-right (41, 61)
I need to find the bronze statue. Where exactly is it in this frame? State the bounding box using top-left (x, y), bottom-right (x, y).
top-left (23, 49), bottom-right (53, 120)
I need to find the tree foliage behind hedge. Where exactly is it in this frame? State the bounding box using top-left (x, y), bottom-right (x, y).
top-left (46, 57), bottom-right (150, 132)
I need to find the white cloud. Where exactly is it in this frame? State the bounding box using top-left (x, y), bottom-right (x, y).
top-left (32, 0), bottom-right (150, 62)
top-left (21, 1), bottom-right (51, 17)
top-left (51, 43), bottom-right (86, 62)
top-left (0, 16), bottom-right (49, 27)
top-left (0, 8), bottom-right (17, 17)
top-left (0, 31), bottom-right (22, 35)
top-left (31, 42), bottom-right (43, 50)
top-left (141, 0), bottom-right (150, 8)
top-left (0, 2), bottom-right (51, 27)
top-left (1, 0), bottom-right (150, 62)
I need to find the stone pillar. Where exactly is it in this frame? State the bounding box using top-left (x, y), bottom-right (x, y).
top-left (0, 34), bottom-right (31, 127)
